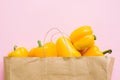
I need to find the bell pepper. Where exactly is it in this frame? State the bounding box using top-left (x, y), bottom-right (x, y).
top-left (8, 45), bottom-right (28, 57)
top-left (28, 40), bottom-right (44, 57)
top-left (70, 26), bottom-right (95, 50)
top-left (82, 45), bottom-right (112, 56)
top-left (43, 42), bottom-right (58, 57)
top-left (28, 40), bottom-right (57, 57)
top-left (56, 36), bottom-right (81, 57)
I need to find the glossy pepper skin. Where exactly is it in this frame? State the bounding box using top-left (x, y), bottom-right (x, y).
top-left (56, 36), bottom-right (81, 57)
top-left (70, 26), bottom-right (95, 50)
top-left (8, 45), bottom-right (28, 57)
top-left (28, 40), bottom-right (57, 57)
top-left (83, 45), bottom-right (112, 56)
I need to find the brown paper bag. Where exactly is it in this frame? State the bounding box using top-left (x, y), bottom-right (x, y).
top-left (4, 56), bottom-right (114, 80)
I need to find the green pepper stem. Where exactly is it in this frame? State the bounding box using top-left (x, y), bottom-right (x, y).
top-left (103, 49), bottom-right (112, 54)
top-left (37, 40), bottom-right (42, 47)
top-left (94, 35), bottom-right (97, 40)
top-left (14, 45), bottom-right (17, 51)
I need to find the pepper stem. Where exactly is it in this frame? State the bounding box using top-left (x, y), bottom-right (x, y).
top-left (94, 35), bottom-right (96, 40)
top-left (103, 49), bottom-right (112, 54)
top-left (37, 40), bottom-right (42, 47)
top-left (14, 45), bottom-right (17, 51)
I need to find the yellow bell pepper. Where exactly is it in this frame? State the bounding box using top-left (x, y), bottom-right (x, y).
top-left (8, 45), bottom-right (28, 57)
top-left (28, 40), bottom-right (44, 57)
top-left (70, 26), bottom-right (95, 50)
top-left (43, 42), bottom-right (58, 57)
top-left (29, 40), bottom-right (57, 57)
top-left (83, 45), bottom-right (112, 56)
top-left (56, 36), bottom-right (81, 57)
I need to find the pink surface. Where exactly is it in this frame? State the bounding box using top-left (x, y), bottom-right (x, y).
top-left (0, 0), bottom-right (120, 79)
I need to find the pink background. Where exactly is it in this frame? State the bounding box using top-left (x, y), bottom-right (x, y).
top-left (0, 0), bottom-right (120, 79)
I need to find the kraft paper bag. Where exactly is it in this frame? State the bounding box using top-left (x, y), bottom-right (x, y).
top-left (4, 56), bottom-right (114, 80)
